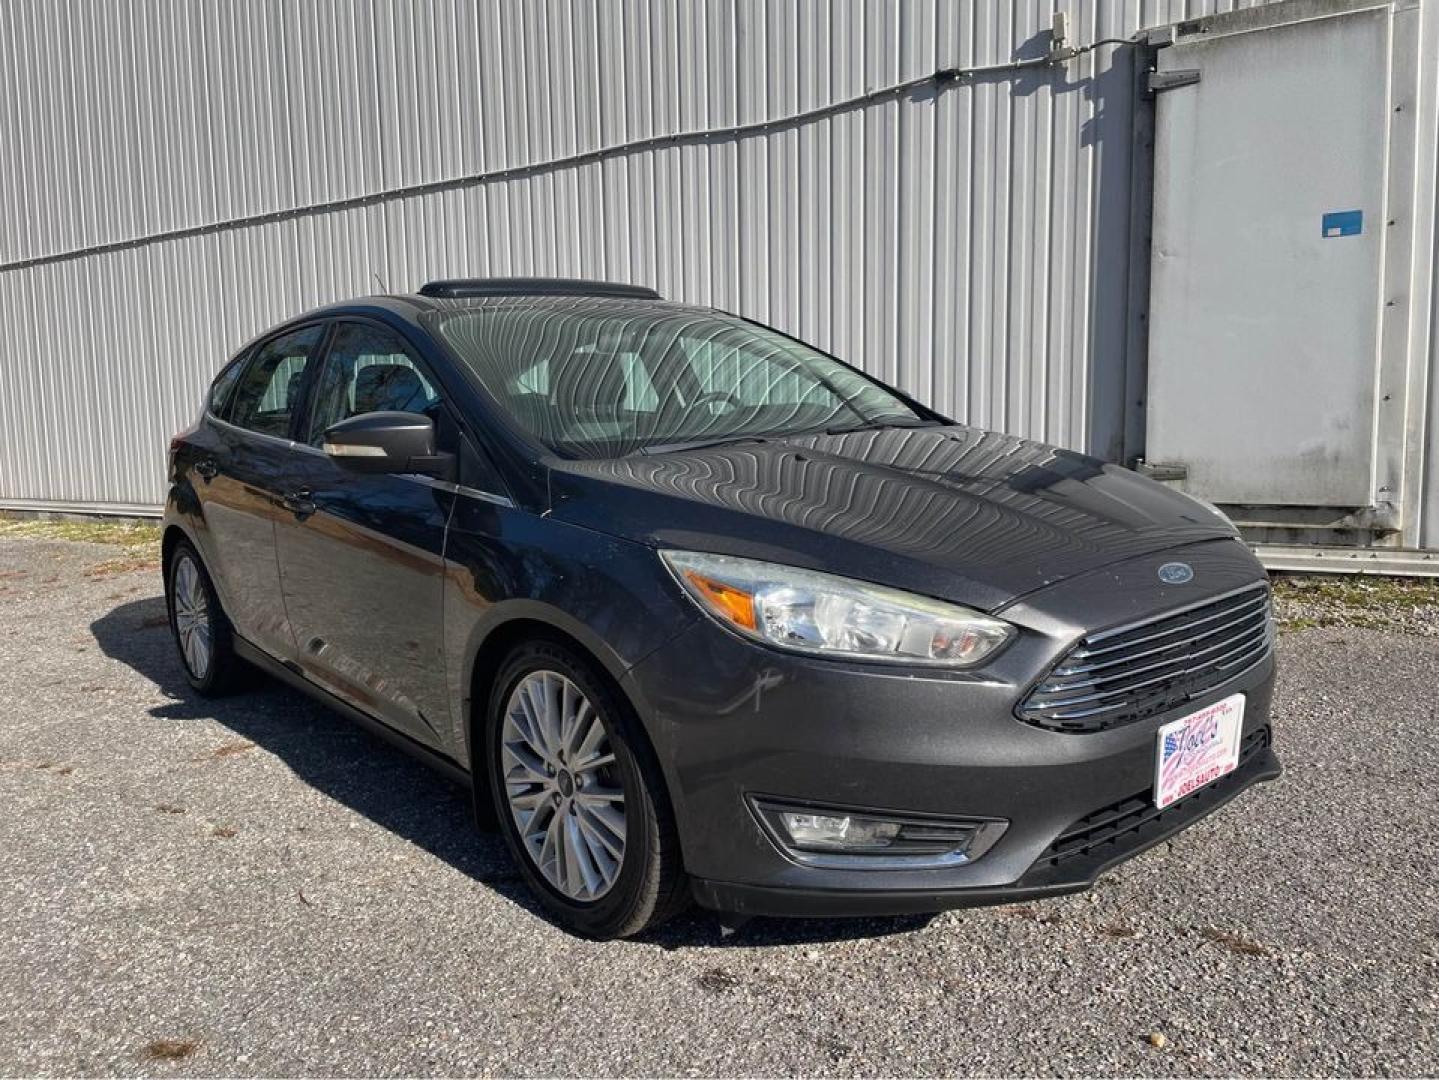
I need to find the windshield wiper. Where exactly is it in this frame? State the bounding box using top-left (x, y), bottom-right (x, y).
top-left (632, 435), bottom-right (771, 456)
top-left (633, 418), bottom-right (943, 455)
top-left (821, 418), bottom-right (945, 436)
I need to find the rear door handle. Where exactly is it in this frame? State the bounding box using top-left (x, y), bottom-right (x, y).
top-left (282, 488), bottom-right (316, 517)
top-left (194, 457), bottom-right (218, 480)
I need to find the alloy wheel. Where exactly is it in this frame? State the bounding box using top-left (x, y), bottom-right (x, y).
top-left (501, 669), bottom-right (627, 902)
top-left (172, 553), bottom-right (213, 680)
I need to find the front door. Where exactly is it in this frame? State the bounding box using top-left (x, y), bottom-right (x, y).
top-left (274, 320), bottom-right (455, 751)
top-left (198, 324), bottom-right (325, 661)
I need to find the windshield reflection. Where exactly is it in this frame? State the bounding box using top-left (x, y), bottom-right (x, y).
top-left (431, 298), bottom-right (922, 458)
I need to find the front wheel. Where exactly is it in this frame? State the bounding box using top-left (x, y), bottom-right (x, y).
top-left (485, 640), bottom-right (688, 938)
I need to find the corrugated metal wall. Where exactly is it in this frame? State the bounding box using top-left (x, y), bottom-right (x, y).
top-left (0, 0), bottom-right (1274, 513)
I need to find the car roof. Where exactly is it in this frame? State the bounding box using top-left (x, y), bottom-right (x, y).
top-left (297, 289), bottom-right (715, 324)
top-left (254, 280), bottom-right (723, 356)
top-left (418, 277), bottom-right (660, 300)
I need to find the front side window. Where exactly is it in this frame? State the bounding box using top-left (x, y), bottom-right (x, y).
top-left (305, 322), bottom-right (443, 446)
top-left (432, 304), bottom-right (923, 458)
top-left (227, 326), bottom-right (324, 438)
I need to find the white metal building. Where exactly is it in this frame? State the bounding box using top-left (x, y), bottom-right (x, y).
top-left (2, 0), bottom-right (1437, 571)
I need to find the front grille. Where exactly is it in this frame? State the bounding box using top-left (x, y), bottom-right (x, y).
top-left (1031, 725), bottom-right (1271, 875)
top-left (1017, 583), bottom-right (1273, 733)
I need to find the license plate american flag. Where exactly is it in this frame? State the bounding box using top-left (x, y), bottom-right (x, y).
top-left (1154, 694), bottom-right (1245, 809)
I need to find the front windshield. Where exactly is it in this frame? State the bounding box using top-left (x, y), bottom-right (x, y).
top-left (432, 302), bottom-right (926, 459)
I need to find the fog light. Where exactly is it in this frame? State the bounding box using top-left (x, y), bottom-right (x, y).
top-left (779, 811), bottom-right (902, 850)
top-left (753, 798), bottom-right (1007, 869)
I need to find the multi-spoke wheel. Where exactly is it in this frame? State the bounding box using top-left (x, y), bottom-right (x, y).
top-left (502, 670), bottom-right (627, 901)
top-left (166, 539), bottom-right (245, 696)
top-left (486, 640), bottom-right (688, 938)
top-left (172, 553), bottom-right (213, 680)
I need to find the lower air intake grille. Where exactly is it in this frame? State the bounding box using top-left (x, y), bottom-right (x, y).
top-left (1017, 583), bottom-right (1273, 734)
top-left (1036, 725), bottom-right (1271, 872)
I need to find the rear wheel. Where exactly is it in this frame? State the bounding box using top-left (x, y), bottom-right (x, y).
top-left (166, 541), bottom-right (245, 696)
top-left (486, 639), bottom-right (688, 938)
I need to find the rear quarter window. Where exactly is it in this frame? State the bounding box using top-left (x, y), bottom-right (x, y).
top-left (207, 353), bottom-right (248, 418)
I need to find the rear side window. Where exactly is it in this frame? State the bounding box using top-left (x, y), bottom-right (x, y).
top-left (227, 326), bottom-right (324, 439)
top-left (207, 353), bottom-right (247, 416)
top-left (304, 322), bottom-right (442, 445)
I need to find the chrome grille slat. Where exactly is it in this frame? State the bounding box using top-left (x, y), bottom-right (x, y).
top-left (1038, 610), bottom-right (1269, 696)
top-left (1082, 583), bottom-right (1268, 645)
top-left (1042, 650), bottom-right (1272, 724)
top-left (1053, 597), bottom-right (1269, 675)
top-left (1017, 584), bottom-right (1274, 733)
top-left (1040, 636), bottom-right (1271, 721)
top-left (1032, 622), bottom-right (1269, 708)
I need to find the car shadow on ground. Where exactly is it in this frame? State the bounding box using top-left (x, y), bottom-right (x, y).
top-left (91, 596), bottom-right (933, 949)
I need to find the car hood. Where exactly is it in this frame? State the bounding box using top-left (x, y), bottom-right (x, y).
top-left (546, 425), bottom-right (1237, 612)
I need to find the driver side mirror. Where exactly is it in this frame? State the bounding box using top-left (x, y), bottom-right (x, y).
top-left (322, 411), bottom-right (454, 480)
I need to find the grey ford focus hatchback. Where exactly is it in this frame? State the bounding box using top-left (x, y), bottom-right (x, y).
top-left (164, 277), bottom-right (1280, 938)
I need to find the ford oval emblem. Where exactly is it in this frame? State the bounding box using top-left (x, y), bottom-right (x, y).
top-left (1158, 562), bottom-right (1195, 585)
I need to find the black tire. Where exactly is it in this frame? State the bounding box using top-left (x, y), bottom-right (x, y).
top-left (485, 639), bottom-right (689, 939)
top-left (165, 540), bottom-right (247, 697)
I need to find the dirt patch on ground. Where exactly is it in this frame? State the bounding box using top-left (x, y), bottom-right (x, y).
top-left (0, 517), bottom-right (161, 550)
top-left (0, 516), bottom-right (162, 582)
top-left (142, 1038), bottom-right (200, 1061)
top-left (1272, 573), bottom-right (1439, 636)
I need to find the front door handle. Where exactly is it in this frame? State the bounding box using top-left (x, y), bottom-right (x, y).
top-left (281, 488), bottom-right (316, 517)
top-left (194, 457), bottom-right (218, 480)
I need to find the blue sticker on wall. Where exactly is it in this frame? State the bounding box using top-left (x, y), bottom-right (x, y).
top-left (1322, 210), bottom-right (1363, 238)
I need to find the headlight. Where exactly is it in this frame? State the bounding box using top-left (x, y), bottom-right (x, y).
top-left (660, 550), bottom-right (1014, 667)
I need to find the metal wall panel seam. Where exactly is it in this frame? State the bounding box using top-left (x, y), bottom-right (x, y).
top-left (2, 0), bottom-right (1294, 513)
top-left (0, 0), bottom-right (1156, 266)
top-left (1414, 0), bottom-right (1439, 545)
top-left (0, 40), bottom-right (1105, 274)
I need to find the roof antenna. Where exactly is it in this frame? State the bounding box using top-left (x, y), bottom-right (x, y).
top-left (371, 271), bottom-right (389, 293)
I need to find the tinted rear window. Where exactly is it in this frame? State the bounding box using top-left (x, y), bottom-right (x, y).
top-left (226, 325), bottom-right (324, 439)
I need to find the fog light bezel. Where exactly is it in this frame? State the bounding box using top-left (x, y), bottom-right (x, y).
top-left (749, 796), bottom-right (1008, 871)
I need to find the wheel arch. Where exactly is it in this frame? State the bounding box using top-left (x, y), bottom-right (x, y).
top-left (463, 613), bottom-right (673, 841)
top-left (160, 522), bottom-right (190, 582)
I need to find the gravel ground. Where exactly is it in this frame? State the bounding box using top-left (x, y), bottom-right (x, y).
top-left (1273, 573), bottom-right (1439, 637)
top-left (1, 532), bottom-right (1436, 1077)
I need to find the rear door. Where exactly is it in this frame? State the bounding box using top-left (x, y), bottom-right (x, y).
top-left (274, 320), bottom-right (457, 751)
top-left (198, 324), bottom-right (326, 661)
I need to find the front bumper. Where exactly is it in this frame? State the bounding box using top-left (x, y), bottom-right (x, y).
top-left (622, 537), bottom-right (1282, 918)
top-left (692, 729), bottom-right (1280, 917)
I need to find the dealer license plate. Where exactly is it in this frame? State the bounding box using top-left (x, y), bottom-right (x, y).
top-left (1154, 693), bottom-right (1245, 809)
